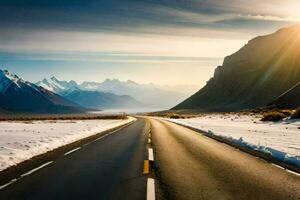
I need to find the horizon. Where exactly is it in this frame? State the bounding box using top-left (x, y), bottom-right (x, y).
top-left (0, 67), bottom-right (202, 89)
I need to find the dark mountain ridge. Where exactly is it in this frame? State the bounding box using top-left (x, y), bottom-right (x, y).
top-left (174, 24), bottom-right (300, 111)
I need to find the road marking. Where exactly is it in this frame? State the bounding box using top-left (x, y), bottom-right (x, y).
top-left (148, 138), bottom-right (151, 144)
top-left (148, 148), bottom-right (154, 161)
top-left (147, 178), bottom-right (155, 200)
top-left (93, 135), bottom-right (106, 142)
top-left (0, 179), bottom-right (17, 190)
top-left (271, 163), bottom-right (284, 170)
top-left (20, 161), bottom-right (53, 177)
top-left (143, 160), bottom-right (150, 174)
top-left (0, 161), bottom-right (54, 190)
top-left (270, 164), bottom-right (300, 176)
top-left (64, 147), bottom-right (81, 156)
top-left (286, 169), bottom-right (300, 176)
top-left (92, 125), bottom-right (127, 143)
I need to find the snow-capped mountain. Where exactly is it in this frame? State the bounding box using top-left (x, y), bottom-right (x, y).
top-left (36, 77), bottom-right (79, 94)
top-left (80, 81), bottom-right (100, 90)
top-left (38, 77), bottom-right (189, 109)
top-left (37, 77), bottom-right (145, 110)
top-left (0, 69), bottom-right (86, 114)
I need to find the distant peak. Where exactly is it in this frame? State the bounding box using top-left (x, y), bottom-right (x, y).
top-left (103, 78), bottom-right (120, 83)
top-left (0, 69), bottom-right (20, 80)
top-left (126, 80), bottom-right (137, 84)
top-left (50, 76), bottom-right (59, 81)
top-left (69, 80), bottom-right (77, 84)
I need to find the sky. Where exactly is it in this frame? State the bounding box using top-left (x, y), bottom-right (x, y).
top-left (0, 0), bottom-right (299, 88)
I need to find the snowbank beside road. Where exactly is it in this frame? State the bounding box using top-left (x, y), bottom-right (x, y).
top-left (167, 114), bottom-right (300, 167)
top-left (0, 117), bottom-right (135, 171)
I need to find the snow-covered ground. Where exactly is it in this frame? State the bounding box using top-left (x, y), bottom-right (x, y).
top-left (0, 117), bottom-right (135, 171)
top-left (166, 114), bottom-right (300, 167)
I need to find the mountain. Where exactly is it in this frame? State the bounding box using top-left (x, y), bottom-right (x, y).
top-left (80, 81), bottom-right (100, 90)
top-left (61, 90), bottom-right (144, 110)
top-left (0, 69), bottom-right (86, 114)
top-left (36, 78), bottom-right (146, 109)
top-left (38, 77), bottom-right (190, 109)
top-left (80, 79), bottom-right (187, 109)
top-left (173, 24), bottom-right (300, 111)
top-left (268, 81), bottom-right (300, 109)
top-left (36, 77), bottom-right (79, 94)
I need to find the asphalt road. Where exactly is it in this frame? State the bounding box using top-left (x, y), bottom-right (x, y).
top-left (147, 117), bottom-right (300, 200)
top-left (0, 117), bottom-right (299, 200)
top-left (0, 119), bottom-right (148, 200)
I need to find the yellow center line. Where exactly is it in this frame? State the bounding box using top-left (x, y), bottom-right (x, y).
top-left (143, 160), bottom-right (150, 174)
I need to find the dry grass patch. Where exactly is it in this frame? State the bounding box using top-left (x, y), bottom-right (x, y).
top-left (291, 108), bottom-right (300, 119)
top-left (261, 111), bottom-right (288, 121)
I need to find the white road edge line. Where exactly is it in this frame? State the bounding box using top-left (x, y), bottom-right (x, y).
top-left (147, 178), bottom-right (155, 200)
top-left (93, 126), bottom-right (125, 142)
top-left (20, 161), bottom-right (54, 177)
top-left (148, 148), bottom-right (154, 161)
top-left (286, 169), bottom-right (300, 176)
top-left (0, 161), bottom-right (54, 190)
top-left (271, 163), bottom-right (284, 170)
top-left (0, 179), bottom-right (17, 190)
top-left (270, 164), bottom-right (300, 176)
top-left (83, 123), bottom-right (133, 146)
top-left (64, 147), bottom-right (81, 156)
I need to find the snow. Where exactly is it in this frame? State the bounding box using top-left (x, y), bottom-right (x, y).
top-left (0, 117), bottom-right (135, 171)
top-left (166, 114), bottom-right (300, 167)
top-left (36, 81), bottom-right (55, 92)
top-left (0, 69), bottom-right (23, 93)
top-left (36, 78), bottom-right (66, 93)
top-left (0, 69), bottom-right (42, 95)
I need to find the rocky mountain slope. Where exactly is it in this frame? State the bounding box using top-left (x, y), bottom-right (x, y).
top-left (269, 81), bottom-right (300, 109)
top-left (174, 24), bottom-right (300, 111)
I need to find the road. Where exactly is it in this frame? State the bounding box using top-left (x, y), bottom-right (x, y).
top-left (0, 117), bottom-right (299, 200)
top-left (0, 119), bottom-right (148, 200)
top-left (148, 117), bottom-right (300, 200)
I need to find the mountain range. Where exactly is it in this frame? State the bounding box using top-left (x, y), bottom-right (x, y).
top-left (0, 70), bottom-right (86, 114)
top-left (61, 89), bottom-right (144, 110)
top-left (174, 24), bottom-right (300, 111)
top-left (37, 78), bottom-right (188, 109)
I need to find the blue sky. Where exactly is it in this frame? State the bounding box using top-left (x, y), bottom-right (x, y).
top-left (0, 0), bottom-right (299, 87)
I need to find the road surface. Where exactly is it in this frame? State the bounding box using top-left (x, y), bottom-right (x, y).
top-left (147, 117), bottom-right (300, 200)
top-left (0, 119), bottom-right (148, 200)
top-left (0, 117), bottom-right (299, 200)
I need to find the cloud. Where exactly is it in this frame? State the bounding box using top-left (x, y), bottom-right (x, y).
top-left (0, 1), bottom-right (299, 59)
